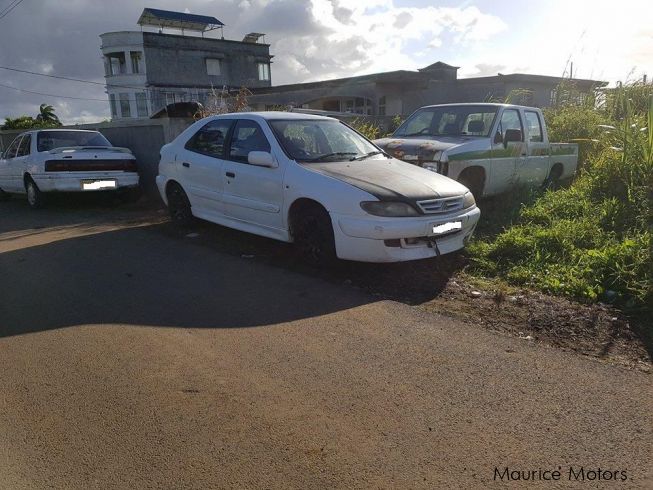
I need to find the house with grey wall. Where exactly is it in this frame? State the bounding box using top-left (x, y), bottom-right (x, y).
top-left (100, 8), bottom-right (273, 120)
top-left (247, 62), bottom-right (604, 116)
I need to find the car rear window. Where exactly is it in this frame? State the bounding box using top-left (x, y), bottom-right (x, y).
top-left (37, 131), bottom-right (112, 152)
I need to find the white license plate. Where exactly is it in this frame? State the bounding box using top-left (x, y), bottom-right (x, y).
top-left (81, 179), bottom-right (117, 190)
top-left (431, 221), bottom-right (462, 235)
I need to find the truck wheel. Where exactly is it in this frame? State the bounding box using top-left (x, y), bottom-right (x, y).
top-left (25, 178), bottom-right (45, 209)
top-left (166, 183), bottom-right (193, 226)
top-left (544, 165), bottom-right (563, 190)
top-left (292, 205), bottom-right (336, 265)
top-left (458, 170), bottom-right (484, 200)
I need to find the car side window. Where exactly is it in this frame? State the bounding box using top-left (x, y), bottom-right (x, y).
top-left (497, 109), bottom-right (523, 140)
top-left (185, 120), bottom-right (233, 158)
top-left (524, 111), bottom-right (543, 142)
top-left (16, 135), bottom-right (31, 157)
top-left (228, 120), bottom-right (271, 164)
top-left (3, 136), bottom-right (22, 159)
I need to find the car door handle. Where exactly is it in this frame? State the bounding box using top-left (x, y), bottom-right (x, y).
top-left (226, 171), bottom-right (235, 178)
top-left (182, 162), bottom-right (190, 168)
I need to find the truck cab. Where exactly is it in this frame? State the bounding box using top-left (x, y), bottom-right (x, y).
top-left (374, 103), bottom-right (578, 198)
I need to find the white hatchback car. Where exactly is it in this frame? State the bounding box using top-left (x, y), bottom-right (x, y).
top-left (0, 129), bottom-right (140, 209)
top-left (156, 112), bottom-right (480, 263)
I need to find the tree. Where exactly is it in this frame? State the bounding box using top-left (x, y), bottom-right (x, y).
top-left (35, 104), bottom-right (61, 125)
top-left (1, 104), bottom-right (62, 130)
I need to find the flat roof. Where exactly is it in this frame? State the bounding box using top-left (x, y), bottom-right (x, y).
top-left (138, 8), bottom-right (224, 32)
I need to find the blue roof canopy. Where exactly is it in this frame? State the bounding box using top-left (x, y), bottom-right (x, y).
top-left (138, 8), bottom-right (224, 32)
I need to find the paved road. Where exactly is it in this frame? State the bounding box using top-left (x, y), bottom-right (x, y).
top-left (1, 198), bottom-right (651, 489)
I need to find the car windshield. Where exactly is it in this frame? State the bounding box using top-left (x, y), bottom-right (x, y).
top-left (37, 131), bottom-right (112, 152)
top-left (393, 105), bottom-right (499, 138)
top-left (268, 119), bottom-right (382, 163)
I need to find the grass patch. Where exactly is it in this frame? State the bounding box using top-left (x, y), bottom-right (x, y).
top-left (467, 83), bottom-right (653, 315)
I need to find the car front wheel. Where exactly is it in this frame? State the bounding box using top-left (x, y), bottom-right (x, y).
top-left (292, 205), bottom-right (337, 265)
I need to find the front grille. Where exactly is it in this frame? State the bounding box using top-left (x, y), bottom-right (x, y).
top-left (416, 196), bottom-right (464, 214)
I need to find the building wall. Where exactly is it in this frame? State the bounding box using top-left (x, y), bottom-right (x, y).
top-left (142, 32), bottom-right (271, 90)
top-left (101, 31), bottom-right (272, 120)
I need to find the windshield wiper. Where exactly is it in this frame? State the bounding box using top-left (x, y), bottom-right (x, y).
top-left (302, 152), bottom-right (357, 162)
top-left (350, 150), bottom-right (386, 161)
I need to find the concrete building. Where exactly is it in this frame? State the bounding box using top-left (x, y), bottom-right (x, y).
top-left (247, 62), bottom-right (604, 116)
top-left (100, 8), bottom-right (273, 119)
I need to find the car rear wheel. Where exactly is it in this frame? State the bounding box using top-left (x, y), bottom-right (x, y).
top-left (25, 179), bottom-right (45, 209)
top-left (167, 183), bottom-right (193, 226)
top-left (292, 205), bottom-right (337, 265)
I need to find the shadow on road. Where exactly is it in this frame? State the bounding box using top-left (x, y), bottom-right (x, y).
top-left (0, 221), bottom-right (380, 337)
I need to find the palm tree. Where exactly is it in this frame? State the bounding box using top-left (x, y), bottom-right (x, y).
top-left (36, 104), bottom-right (61, 125)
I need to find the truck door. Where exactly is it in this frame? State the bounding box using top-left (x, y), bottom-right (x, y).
top-left (489, 108), bottom-right (523, 194)
top-left (522, 110), bottom-right (550, 185)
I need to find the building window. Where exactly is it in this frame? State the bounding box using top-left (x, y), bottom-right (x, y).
top-left (378, 96), bottom-right (386, 116)
top-left (136, 93), bottom-right (148, 117)
top-left (119, 93), bottom-right (131, 118)
top-left (206, 58), bottom-right (222, 76)
top-left (109, 94), bottom-right (118, 118)
top-left (106, 52), bottom-right (126, 76)
top-left (130, 52), bottom-right (142, 74)
top-left (257, 62), bottom-right (270, 81)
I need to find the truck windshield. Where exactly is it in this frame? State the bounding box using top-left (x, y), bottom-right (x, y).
top-left (269, 119), bottom-right (382, 163)
top-left (394, 105), bottom-right (498, 138)
top-left (37, 131), bottom-right (112, 152)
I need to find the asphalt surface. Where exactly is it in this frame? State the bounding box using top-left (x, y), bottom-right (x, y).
top-left (1, 197), bottom-right (651, 489)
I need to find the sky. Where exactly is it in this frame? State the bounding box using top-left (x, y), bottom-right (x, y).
top-left (0, 0), bottom-right (651, 124)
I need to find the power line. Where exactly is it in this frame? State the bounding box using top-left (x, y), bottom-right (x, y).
top-left (0, 65), bottom-right (147, 91)
top-left (0, 0), bottom-right (26, 21)
top-left (0, 82), bottom-right (107, 101)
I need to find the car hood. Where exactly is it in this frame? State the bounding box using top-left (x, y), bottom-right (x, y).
top-left (374, 136), bottom-right (469, 162)
top-left (306, 157), bottom-right (469, 206)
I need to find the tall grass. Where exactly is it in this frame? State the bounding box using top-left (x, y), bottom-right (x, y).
top-left (469, 83), bottom-right (653, 312)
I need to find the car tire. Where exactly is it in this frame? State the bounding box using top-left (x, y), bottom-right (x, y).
top-left (167, 183), bottom-right (193, 226)
top-left (0, 188), bottom-right (10, 201)
top-left (25, 178), bottom-right (45, 209)
top-left (293, 205), bottom-right (337, 265)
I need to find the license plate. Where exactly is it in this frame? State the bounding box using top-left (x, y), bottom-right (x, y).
top-left (81, 179), bottom-right (117, 190)
top-left (431, 221), bottom-right (462, 235)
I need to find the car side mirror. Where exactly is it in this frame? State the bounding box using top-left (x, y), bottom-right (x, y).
top-left (503, 129), bottom-right (522, 148)
top-left (248, 151), bottom-right (278, 168)
top-left (493, 131), bottom-right (503, 144)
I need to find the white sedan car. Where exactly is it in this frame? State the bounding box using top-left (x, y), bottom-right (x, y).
top-left (0, 129), bottom-right (140, 209)
top-left (156, 112), bottom-right (480, 263)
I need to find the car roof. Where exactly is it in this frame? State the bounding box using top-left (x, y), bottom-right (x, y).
top-left (208, 111), bottom-right (336, 122)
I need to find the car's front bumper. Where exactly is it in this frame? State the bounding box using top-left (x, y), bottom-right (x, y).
top-left (332, 206), bottom-right (480, 262)
top-left (31, 172), bottom-right (140, 192)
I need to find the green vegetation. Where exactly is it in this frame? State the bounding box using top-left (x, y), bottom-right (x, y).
top-left (469, 82), bottom-right (653, 313)
top-left (1, 104), bottom-right (62, 130)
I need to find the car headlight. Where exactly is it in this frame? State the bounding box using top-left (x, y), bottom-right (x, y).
top-left (360, 201), bottom-right (420, 217)
top-left (463, 191), bottom-right (476, 208)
